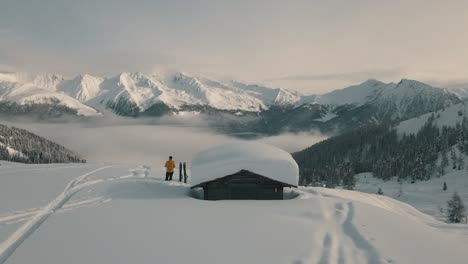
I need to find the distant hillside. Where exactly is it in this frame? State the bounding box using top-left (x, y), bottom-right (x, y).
top-left (397, 101), bottom-right (468, 135)
top-left (293, 114), bottom-right (466, 187)
top-left (0, 124), bottom-right (85, 163)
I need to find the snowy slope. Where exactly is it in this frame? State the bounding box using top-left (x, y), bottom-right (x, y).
top-left (57, 74), bottom-right (104, 102)
top-left (0, 73), bottom-right (100, 116)
top-left (0, 164), bottom-right (467, 264)
top-left (397, 101), bottom-right (468, 135)
top-left (447, 86), bottom-right (468, 99)
top-left (354, 171), bottom-right (468, 225)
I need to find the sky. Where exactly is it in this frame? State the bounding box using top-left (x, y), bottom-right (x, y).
top-left (1, 0), bottom-right (468, 94)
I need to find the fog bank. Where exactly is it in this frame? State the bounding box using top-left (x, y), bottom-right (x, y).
top-left (5, 122), bottom-right (327, 170)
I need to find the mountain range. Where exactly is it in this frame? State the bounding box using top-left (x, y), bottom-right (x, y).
top-left (0, 72), bottom-right (305, 114)
top-left (0, 71), bottom-right (464, 135)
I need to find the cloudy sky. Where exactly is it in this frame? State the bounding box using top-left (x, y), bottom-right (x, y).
top-left (1, 0), bottom-right (468, 93)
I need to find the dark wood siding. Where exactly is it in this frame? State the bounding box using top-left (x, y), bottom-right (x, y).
top-left (195, 170), bottom-right (291, 200)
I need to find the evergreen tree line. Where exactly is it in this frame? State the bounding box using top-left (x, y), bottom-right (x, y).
top-left (293, 114), bottom-right (468, 187)
top-left (0, 124), bottom-right (85, 164)
top-left (0, 101), bottom-right (78, 118)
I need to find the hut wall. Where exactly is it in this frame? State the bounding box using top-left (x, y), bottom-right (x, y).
top-left (202, 171), bottom-right (286, 200)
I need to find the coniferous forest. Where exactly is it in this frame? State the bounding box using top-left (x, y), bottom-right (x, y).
top-left (0, 124), bottom-right (85, 164)
top-left (293, 114), bottom-right (468, 187)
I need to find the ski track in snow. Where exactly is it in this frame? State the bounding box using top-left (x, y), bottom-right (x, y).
top-left (0, 197), bottom-right (111, 226)
top-left (0, 175), bottom-right (162, 228)
top-left (0, 166), bottom-right (118, 264)
top-left (342, 202), bottom-right (382, 264)
top-left (299, 189), bottom-right (385, 264)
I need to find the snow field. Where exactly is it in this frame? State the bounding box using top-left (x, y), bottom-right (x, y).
top-left (0, 163), bottom-right (467, 263)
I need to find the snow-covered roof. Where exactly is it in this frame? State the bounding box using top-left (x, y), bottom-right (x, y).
top-left (191, 142), bottom-right (299, 187)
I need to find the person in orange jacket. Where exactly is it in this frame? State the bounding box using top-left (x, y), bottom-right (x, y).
top-left (164, 156), bottom-right (176, 181)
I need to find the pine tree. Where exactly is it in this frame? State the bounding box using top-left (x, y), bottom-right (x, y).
top-left (443, 182), bottom-right (447, 191)
top-left (397, 182), bottom-right (403, 197)
top-left (457, 129), bottom-right (465, 153)
top-left (462, 118), bottom-right (468, 154)
top-left (341, 162), bottom-right (356, 190)
top-left (451, 149), bottom-right (457, 169)
top-left (342, 173), bottom-right (356, 190)
top-left (447, 192), bottom-right (466, 223)
top-left (377, 187), bottom-right (384, 195)
top-left (442, 151), bottom-right (449, 166)
top-left (436, 165), bottom-right (444, 177)
top-left (438, 151), bottom-right (449, 176)
top-left (457, 154), bottom-right (465, 170)
top-left (0, 145), bottom-right (9, 160)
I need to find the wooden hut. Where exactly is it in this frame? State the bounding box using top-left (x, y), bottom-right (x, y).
top-left (190, 142), bottom-right (298, 200)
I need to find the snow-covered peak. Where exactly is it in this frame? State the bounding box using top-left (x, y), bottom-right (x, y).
top-left (164, 72), bottom-right (304, 111)
top-left (394, 79), bottom-right (443, 92)
top-left (30, 73), bottom-right (64, 90)
top-left (0, 72), bottom-right (21, 83)
top-left (273, 88), bottom-right (302, 105)
top-left (381, 79), bottom-right (441, 97)
top-left (170, 73), bottom-right (267, 111)
top-left (362, 78), bottom-right (384, 85)
top-left (89, 72), bottom-right (163, 111)
top-left (365, 79), bottom-right (459, 120)
top-left (380, 79), bottom-right (456, 106)
top-left (398, 78), bottom-right (426, 85)
top-left (0, 73), bottom-right (100, 116)
top-left (58, 74), bottom-right (103, 102)
top-left (117, 72), bottom-right (154, 84)
top-left (229, 81), bottom-right (303, 107)
top-left (0, 72), bottom-right (63, 90)
top-left (316, 78), bottom-right (456, 107)
top-left (315, 79), bottom-right (386, 106)
top-left (170, 72), bottom-right (207, 97)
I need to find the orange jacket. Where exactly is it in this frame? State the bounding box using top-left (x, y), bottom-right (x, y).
top-left (165, 160), bottom-right (176, 172)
